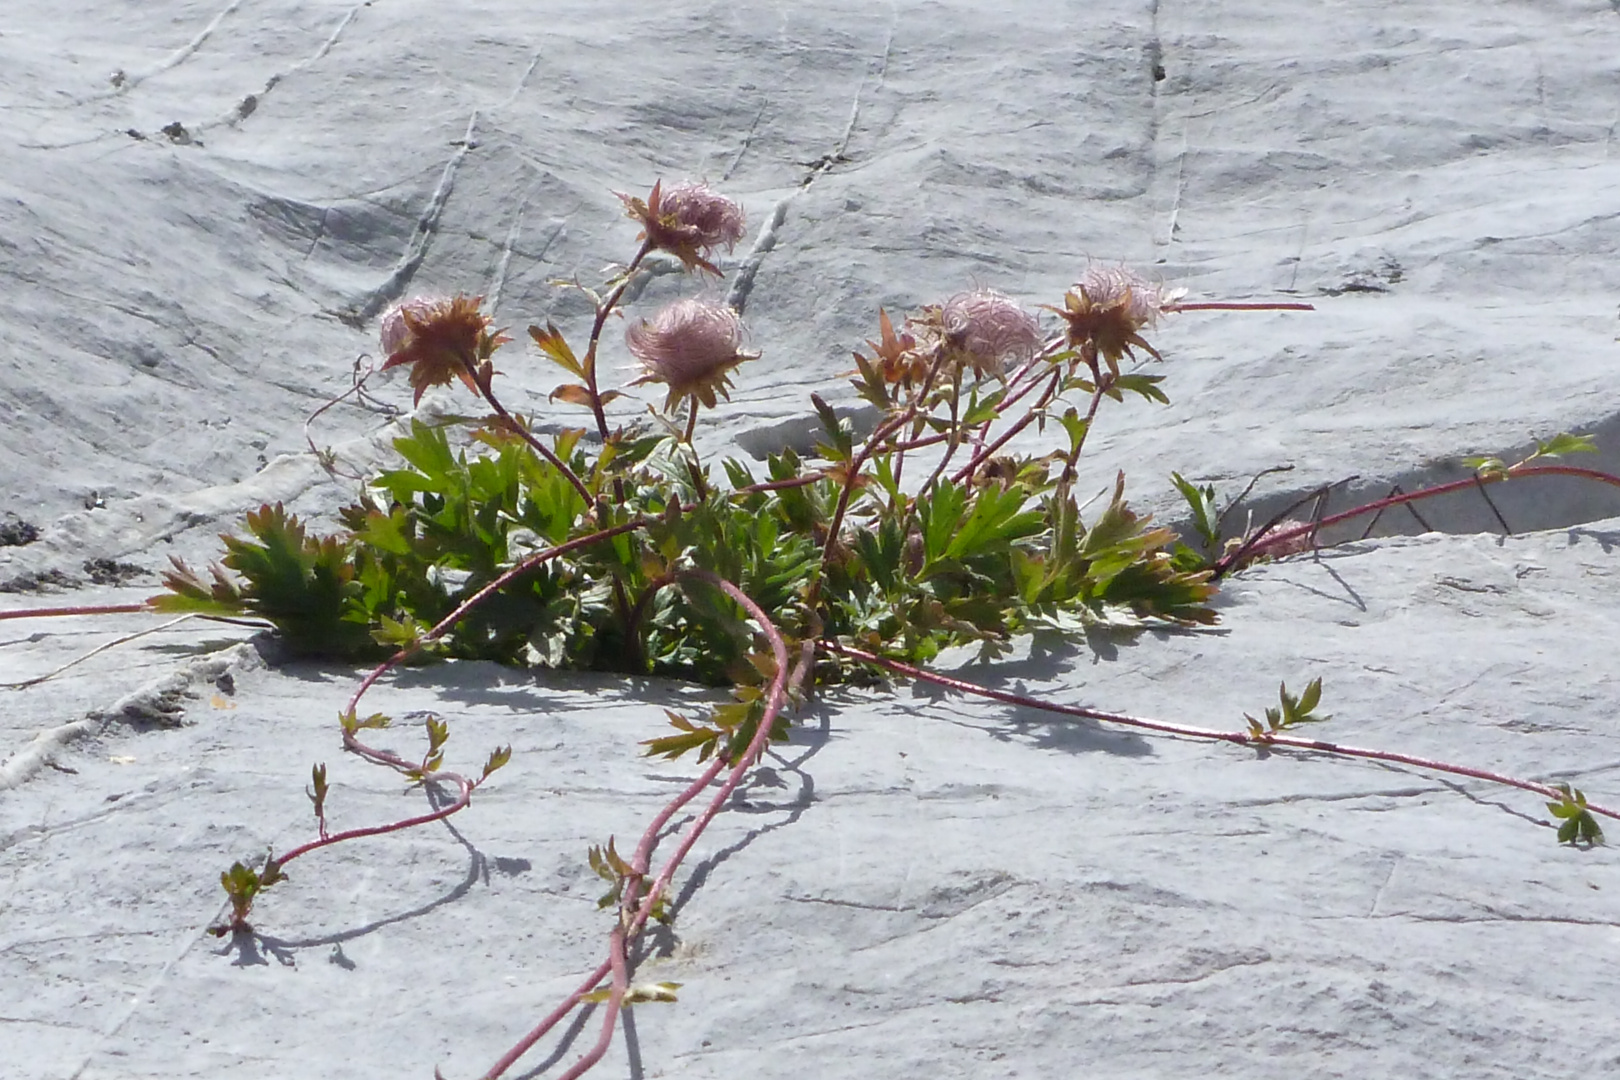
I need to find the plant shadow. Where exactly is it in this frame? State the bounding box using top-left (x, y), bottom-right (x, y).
top-left (894, 686), bottom-right (1154, 758)
top-left (213, 784), bottom-right (505, 966)
top-left (637, 705), bottom-right (832, 963)
top-left (1567, 525), bottom-right (1620, 552)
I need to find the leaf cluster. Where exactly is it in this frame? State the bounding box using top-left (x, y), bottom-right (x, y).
top-left (210, 854), bottom-right (284, 934)
top-left (586, 837), bottom-right (671, 923)
top-left (1464, 430), bottom-right (1596, 481)
top-left (1547, 782), bottom-right (1605, 847)
top-left (162, 326), bottom-right (1217, 690)
top-left (1245, 678), bottom-right (1329, 739)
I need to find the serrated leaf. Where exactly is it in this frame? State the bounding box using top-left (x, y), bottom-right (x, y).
top-left (1170, 472), bottom-right (1220, 553)
top-left (549, 383), bottom-right (597, 406)
top-left (152, 557), bottom-right (246, 615)
top-left (425, 716), bottom-right (449, 754)
top-left (1531, 432), bottom-right (1597, 460)
top-left (1463, 455), bottom-right (1508, 481)
top-left (1056, 409), bottom-right (1090, 457)
top-left (307, 763), bottom-right (328, 818)
top-left (1110, 373), bottom-right (1170, 405)
top-left (480, 745), bottom-right (512, 782)
top-left (259, 857), bottom-right (284, 888)
top-left (1298, 677), bottom-right (1322, 715)
top-left (624, 981), bottom-right (682, 1005)
top-left (960, 387), bottom-right (1006, 427)
top-left (529, 322), bottom-right (585, 378)
top-left (222, 861), bottom-right (258, 898)
top-left (810, 393), bottom-right (852, 460)
top-left (642, 725), bottom-right (722, 761)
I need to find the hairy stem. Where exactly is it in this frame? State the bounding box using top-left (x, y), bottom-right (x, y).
top-left (581, 239), bottom-right (655, 443)
top-left (953, 368), bottom-right (1063, 485)
top-left (1058, 381), bottom-right (1109, 484)
top-left (814, 351), bottom-right (950, 592)
top-left (917, 369), bottom-right (965, 499)
top-left (472, 374), bottom-right (595, 507)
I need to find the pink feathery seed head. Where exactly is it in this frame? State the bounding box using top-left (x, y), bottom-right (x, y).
top-left (659, 181), bottom-right (747, 251)
top-left (618, 179), bottom-right (747, 274)
top-left (941, 289), bottom-right (1043, 371)
top-left (379, 296), bottom-right (450, 356)
top-left (625, 298), bottom-right (756, 410)
top-left (374, 294), bottom-right (505, 405)
top-left (1072, 264), bottom-right (1179, 328)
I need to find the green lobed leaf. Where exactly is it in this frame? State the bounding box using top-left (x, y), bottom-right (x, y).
top-left (528, 322), bottom-right (585, 378)
top-left (307, 763), bottom-right (328, 821)
top-left (1530, 432), bottom-right (1597, 460)
top-left (480, 745), bottom-right (512, 782)
top-left (1110, 373), bottom-right (1170, 405)
top-left (1170, 472), bottom-right (1221, 554)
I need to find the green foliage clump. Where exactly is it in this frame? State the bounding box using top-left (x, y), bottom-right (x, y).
top-left (159, 281), bottom-right (1221, 687)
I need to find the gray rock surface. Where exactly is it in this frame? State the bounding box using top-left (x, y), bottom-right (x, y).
top-left (3, 1), bottom-right (1619, 1077)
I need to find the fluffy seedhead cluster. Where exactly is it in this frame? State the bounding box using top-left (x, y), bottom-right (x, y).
top-left (1051, 264), bottom-right (1184, 374)
top-left (625, 297), bottom-right (756, 411)
top-left (618, 179), bottom-right (747, 274)
top-left (937, 288), bottom-right (1045, 377)
top-left (378, 294), bottom-right (508, 404)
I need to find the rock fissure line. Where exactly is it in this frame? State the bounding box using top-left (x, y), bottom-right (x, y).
top-left (726, 10), bottom-right (894, 315)
top-left (356, 111), bottom-right (482, 322)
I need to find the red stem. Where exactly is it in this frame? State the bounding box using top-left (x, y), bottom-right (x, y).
top-left (481, 571), bottom-right (791, 1080)
top-left (478, 388), bottom-right (595, 506)
top-left (244, 519), bottom-right (657, 931)
top-left (0, 602), bottom-right (150, 620)
top-left (828, 642), bottom-right (1619, 822)
top-left (1164, 301), bottom-right (1316, 312)
top-left (581, 239), bottom-right (655, 443)
top-left (470, 960), bottom-right (613, 1080)
top-left (275, 773), bottom-right (472, 868)
top-left (552, 926), bottom-right (629, 1080)
top-left (625, 574), bottom-right (791, 934)
top-left (953, 368), bottom-right (1063, 485)
top-left (1214, 462), bottom-right (1620, 577)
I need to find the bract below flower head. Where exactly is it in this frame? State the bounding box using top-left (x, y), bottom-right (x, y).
top-left (378, 294), bottom-right (507, 405)
top-left (625, 298), bottom-right (757, 412)
top-left (617, 180), bottom-right (746, 275)
top-left (939, 289), bottom-right (1043, 377)
top-left (1051, 264), bottom-right (1184, 373)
